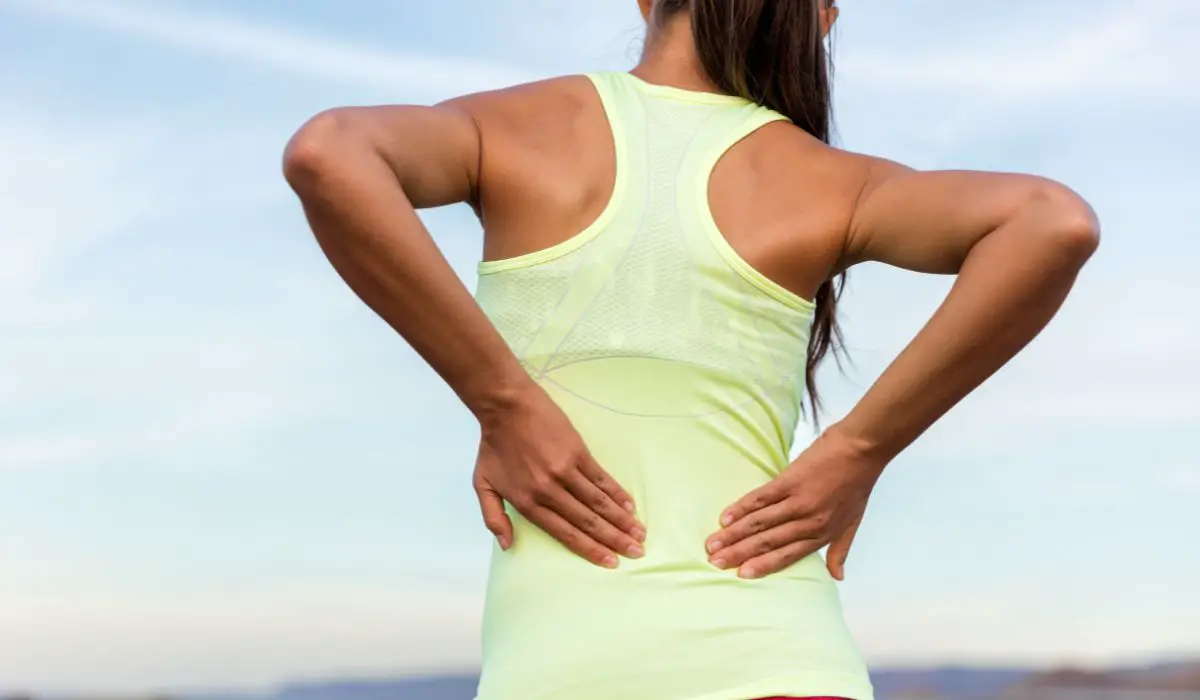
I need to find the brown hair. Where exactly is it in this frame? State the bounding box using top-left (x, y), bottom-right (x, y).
top-left (656, 0), bottom-right (846, 419)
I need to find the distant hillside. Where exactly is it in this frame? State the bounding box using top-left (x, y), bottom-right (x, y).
top-left (1015, 661), bottom-right (1200, 692)
top-left (274, 676), bottom-right (477, 700)
top-left (187, 675), bottom-right (477, 700)
top-left (177, 661), bottom-right (1200, 700)
top-left (187, 667), bottom-right (1037, 700)
top-left (870, 666), bottom-right (1035, 700)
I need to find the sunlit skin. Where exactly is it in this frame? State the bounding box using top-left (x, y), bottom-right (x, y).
top-left (282, 0), bottom-right (1098, 583)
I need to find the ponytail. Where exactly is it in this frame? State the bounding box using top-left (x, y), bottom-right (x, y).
top-left (657, 0), bottom-right (846, 419)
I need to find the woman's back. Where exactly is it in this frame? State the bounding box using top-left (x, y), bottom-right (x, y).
top-left (464, 73), bottom-right (860, 308)
top-left (470, 71), bottom-right (873, 700)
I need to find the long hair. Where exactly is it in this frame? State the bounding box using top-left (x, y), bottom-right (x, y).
top-left (656, 0), bottom-right (846, 418)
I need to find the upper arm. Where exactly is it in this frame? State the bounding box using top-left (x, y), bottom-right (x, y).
top-left (841, 156), bottom-right (1098, 274)
top-left (284, 100), bottom-right (483, 211)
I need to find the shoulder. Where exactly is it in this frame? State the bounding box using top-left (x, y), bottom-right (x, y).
top-left (441, 75), bottom-right (599, 133)
top-left (719, 119), bottom-right (916, 272)
top-left (748, 120), bottom-right (902, 194)
top-left (433, 76), bottom-right (615, 224)
top-left (734, 120), bottom-right (892, 227)
top-left (754, 121), bottom-right (914, 221)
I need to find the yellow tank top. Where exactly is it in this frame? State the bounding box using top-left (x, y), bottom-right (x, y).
top-left (473, 71), bottom-right (874, 700)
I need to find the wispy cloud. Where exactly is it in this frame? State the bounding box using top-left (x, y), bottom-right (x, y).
top-left (841, 0), bottom-right (1196, 103)
top-left (833, 0), bottom-right (1199, 158)
top-left (1163, 462), bottom-right (1200, 493)
top-left (0, 391), bottom-right (285, 470)
top-left (852, 588), bottom-right (1200, 666)
top-left (0, 0), bottom-right (536, 97)
top-left (0, 109), bottom-right (169, 296)
top-left (0, 590), bottom-right (483, 693)
top-left (0, 104), bottom-right (325, 472)
top-left (824, 265), bottom-right (1200, 469)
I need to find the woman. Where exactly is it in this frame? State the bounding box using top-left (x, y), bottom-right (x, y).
top-left (282, 0), bottom-right (1099, 698)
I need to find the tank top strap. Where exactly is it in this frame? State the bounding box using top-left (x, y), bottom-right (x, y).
top-left (583, 72), bottom-right (644, 181)
top-left (512, 73), bottom-right (648, 377)
top-left (679, 104), bottom-right (810, 314)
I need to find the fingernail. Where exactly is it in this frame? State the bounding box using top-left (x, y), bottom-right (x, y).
top-left (603, 554), bottom-right (619, 569)
top-left (721, 513), bottom-right (734, 527)
top-left (627, 544), bottom-right (644, 558)
top-left (711, 558), bottom-right (727, 570)
top-left (624, 501), bottom-right (635, 513)
top-left (706, 540), bottom-right (722, 554)
top-left (738, 565), bottom-right (758, 579)
top-left (631, 527), bottom-right (646, 542)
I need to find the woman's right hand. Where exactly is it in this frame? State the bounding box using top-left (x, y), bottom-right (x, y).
top-left (473, 383), bottom-right (646, 568)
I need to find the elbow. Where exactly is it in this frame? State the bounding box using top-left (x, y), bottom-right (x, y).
top-left (1027, 180), bottom-right (1102, 262)
top-left (282, 109), bottom-right (356, 194)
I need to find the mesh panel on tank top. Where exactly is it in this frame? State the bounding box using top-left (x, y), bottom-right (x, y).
top-left (475, 74), bottom-right (812, 432)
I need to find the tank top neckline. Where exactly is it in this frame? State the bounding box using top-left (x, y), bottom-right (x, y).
top-left (621, 71), bottom-right (751, 106)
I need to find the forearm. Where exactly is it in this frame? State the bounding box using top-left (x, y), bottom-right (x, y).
top-left (836, 194), bottom-right (1099, 459)
top-left (284, 118), bottom-right (531, 419)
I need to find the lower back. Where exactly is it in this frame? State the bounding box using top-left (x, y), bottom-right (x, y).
top-left (475, 371), bottom-right (874, 700)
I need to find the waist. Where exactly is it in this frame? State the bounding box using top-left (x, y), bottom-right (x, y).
top-left (471, 361), bottom-right (875, 699)
top-left (476, 410), bottom-right (871, 700)
top-left (479, 538), bottom-right (870, 700)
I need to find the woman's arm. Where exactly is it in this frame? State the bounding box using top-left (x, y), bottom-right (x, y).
top-left (284, 104), bottom-right (507, 411)
top-left (836, 160), bottom-right (1101, 456)
top-left (706, 159), bottom-right (1099, 580)
top-left (283, 103), bottom-right (645, 568)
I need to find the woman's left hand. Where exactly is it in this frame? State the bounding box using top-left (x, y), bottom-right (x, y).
top-left (705, 424), bottom-right (889, 581)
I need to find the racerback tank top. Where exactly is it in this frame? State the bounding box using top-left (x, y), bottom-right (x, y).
top-left (473, 72), bottom-right (874, 700)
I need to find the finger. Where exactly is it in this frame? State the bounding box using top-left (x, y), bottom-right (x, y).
top-left (719, 480), bottom-right (788, 527)
top-left (826, 516), bottom-right (862, 581)
top-left (526, 506), bottom-right (621, 569)
top-left (738, 537), bottom-right (824, 579)
top-left (564, 471), bottom-right (646, 542)
top-left (543, 484), bottom-right (644, 560)
top-left (475, 485), bottom-right (513, 550)
top-left (708, 518), bottom-right (820, 571)
top-left (577, 453), bottom-right (637, 514)
top-left (706, 497), bottom-right (797, 554)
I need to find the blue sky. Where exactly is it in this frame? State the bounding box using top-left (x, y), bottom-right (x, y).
top-left (0, 0), bottom-right (1198, 695)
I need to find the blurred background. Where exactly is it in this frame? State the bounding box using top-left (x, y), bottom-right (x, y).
top-left (1, 0), bottom-right (1197, 699)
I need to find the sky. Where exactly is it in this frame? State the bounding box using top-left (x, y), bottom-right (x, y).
top-left (0, 0), bottom-right (1198, 695)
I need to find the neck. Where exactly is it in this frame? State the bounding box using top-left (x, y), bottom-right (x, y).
top-left (632, 11), bottom-right (724, 95)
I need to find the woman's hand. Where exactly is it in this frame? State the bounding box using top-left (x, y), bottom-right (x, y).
top-left (705, 425), bottom-right (887, 580)
top-left (474, 384), bottom-right (647, 568)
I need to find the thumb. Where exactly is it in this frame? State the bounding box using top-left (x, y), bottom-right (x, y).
top-left (826, 516), bottom-right (862, 581)
top-left (476, 484), bottom-right (514, 551)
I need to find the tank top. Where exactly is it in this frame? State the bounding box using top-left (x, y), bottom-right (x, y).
top-left (472, 72), bottom-right (874, 700)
